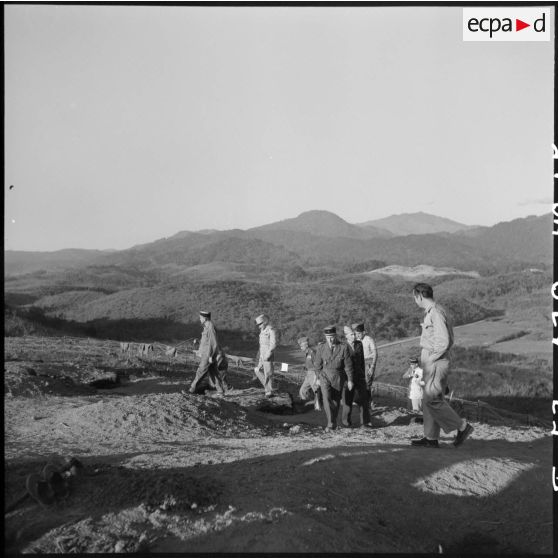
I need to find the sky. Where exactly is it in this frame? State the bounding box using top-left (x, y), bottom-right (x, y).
top-left (4, 5), bottom-right (555, 251)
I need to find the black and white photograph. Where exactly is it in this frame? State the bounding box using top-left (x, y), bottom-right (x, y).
top-left (4, 2), bottom-right (555, 554)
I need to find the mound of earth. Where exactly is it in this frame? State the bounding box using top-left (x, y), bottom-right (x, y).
top-left (4, 362), bottom-right (96, 398)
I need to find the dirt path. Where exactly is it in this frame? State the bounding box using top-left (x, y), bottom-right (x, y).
top-left (4, 336), bottom-right (553, 554)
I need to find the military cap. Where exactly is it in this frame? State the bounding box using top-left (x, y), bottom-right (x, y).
top-left (323, 325), bottom-right (337, 335)
top-left (297, 336), bottom-right (309, 345)
top-left (409, 357), bottom-right (419, 364)
top-left (343, 325), bottom-right (353, 335)
top-left (352, 323), bottom-right (365, 332)
top-left (199, 310), bottom-right (211, 319)
top-left (255, 314), bottom-right (267, 325)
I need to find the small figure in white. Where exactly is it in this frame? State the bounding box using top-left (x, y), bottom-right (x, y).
top-left (402, 356), bottom-right (425, 413)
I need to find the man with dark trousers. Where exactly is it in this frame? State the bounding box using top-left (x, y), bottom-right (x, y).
top-left (341, 325), bottom-right (373, 428)
top-left (352, 322), bottom-right (378, 410)
top-left (314, 325), bottom-right (354, 432)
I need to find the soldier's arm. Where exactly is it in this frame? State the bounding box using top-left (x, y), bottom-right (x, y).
top-left (313, 346), bottom-right (324, 380)
top-left (268, 327), bottom-right (277, 355)
top-left (306, 348), bottom-right (316, 369)
top-left (430, 309), bottom-right (451, 362)
top-left (208, 327), bottom-right (218, 361)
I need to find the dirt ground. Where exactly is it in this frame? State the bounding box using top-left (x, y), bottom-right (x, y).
top-left (4, 336), bottom-right (554, 554)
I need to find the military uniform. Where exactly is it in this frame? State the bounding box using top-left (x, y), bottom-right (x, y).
top-left (190, 320), bottom-right (225, 394)
top-left (341, 339), bottom-right (371, 426)
top-left (255, 322), bottom-right (277, 396)
top-left (362, 333), bottom-right (378, 388)
top-left (419, 301), bottom-right (462, 439)
top-left (314, 338), bottom-right (354, 429)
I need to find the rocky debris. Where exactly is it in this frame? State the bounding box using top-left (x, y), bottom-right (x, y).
top-left (256, 392), bottom-right (294, 415)
top-left (4, 362), bottom-right (96, 397)
top-left (87, 372), bottom-right (119, 389)
top-left (222, 388), bottom-right (294, 415)
top-left (65, 467), bottom-right (223, 512)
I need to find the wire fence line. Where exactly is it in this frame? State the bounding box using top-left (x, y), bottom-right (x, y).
top-left (10, 336), bottom-right (546, 429)
top-left (218, 353), bottom-right (549, 430)
top-left (372, 382), bottom-right (550, 429)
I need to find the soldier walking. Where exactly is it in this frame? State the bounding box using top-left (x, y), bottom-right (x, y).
top-left (411, 283), bottom-right (473, 448)
top-left (254, 314), bottom-right (277, 398)
top-left (189, 311), bottom-right (225, 395)
top-left (314, 326), bottom-right (354, 432)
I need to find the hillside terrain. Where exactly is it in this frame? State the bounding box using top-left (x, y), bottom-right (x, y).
top-left (5, 249), bottom-right (112, 276)
top-left (365, 265), bottom-right (480, 279)
top-left (249, 209), bottom-right (393, 239)
top-left (357, 211), bottom-right (474, 235)
top-left (4, 336), bottom-right (553, 554)
top-left (4, 210), bottom-right (551, 398)
top-left (5, 212), bottom-right (550, 278)
top-left (4, 265), bottom-right (550, 351)
top-left (4, 208), bottom-right (553, 554)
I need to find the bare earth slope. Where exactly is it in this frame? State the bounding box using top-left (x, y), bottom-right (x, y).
top-left (4, 337), bottom-right (552, 554)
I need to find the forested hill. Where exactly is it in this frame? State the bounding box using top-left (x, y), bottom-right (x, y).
top-left (5, 212), bottom-right (550, 277)
top-left (4, 212), bottom-right (551, 349)
top-left (7, 266), bottom-right (550, 349)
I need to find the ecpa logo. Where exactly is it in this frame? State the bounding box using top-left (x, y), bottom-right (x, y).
top-left (463, 8), bottom-right (551, 41)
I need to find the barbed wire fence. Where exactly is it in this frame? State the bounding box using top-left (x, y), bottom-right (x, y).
top-left (372, 381), bottom-right (550, 429)
top-left (6, 336), bottom-right (549, 430)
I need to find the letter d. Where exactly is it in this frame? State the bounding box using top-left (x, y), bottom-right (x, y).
top-left (534, 13), bottom-right (546, 32)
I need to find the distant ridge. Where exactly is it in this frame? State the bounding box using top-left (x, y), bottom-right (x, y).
top-left (358, 212), bottom-right (474, 236)
top-left (249, 210), bottom-right (392, 239)
top-left (5, 212), bottom-right (550, 278)
top-left (4, 249), bottom-right (110, 275)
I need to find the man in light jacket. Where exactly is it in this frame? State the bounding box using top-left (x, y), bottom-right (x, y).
top-left (254, 314), bottom-right (277, 398)
top-left (411, 283), bottom-right (473, 448)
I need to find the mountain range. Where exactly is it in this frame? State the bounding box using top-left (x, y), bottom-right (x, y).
top-left (5, 211), bottom-right (551, 277)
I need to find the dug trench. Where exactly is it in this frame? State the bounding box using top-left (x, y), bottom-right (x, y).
top-left (4, 343), bottom-right (553, 554)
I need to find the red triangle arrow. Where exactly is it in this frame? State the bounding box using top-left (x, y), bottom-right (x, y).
top-left (516, 19), bottom-right (530, 31)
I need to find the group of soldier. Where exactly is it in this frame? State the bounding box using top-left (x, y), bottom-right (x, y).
top-left (188, 282), bottom-right (474, 447)
top-left (297, 323), bottom-right (378, 431)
